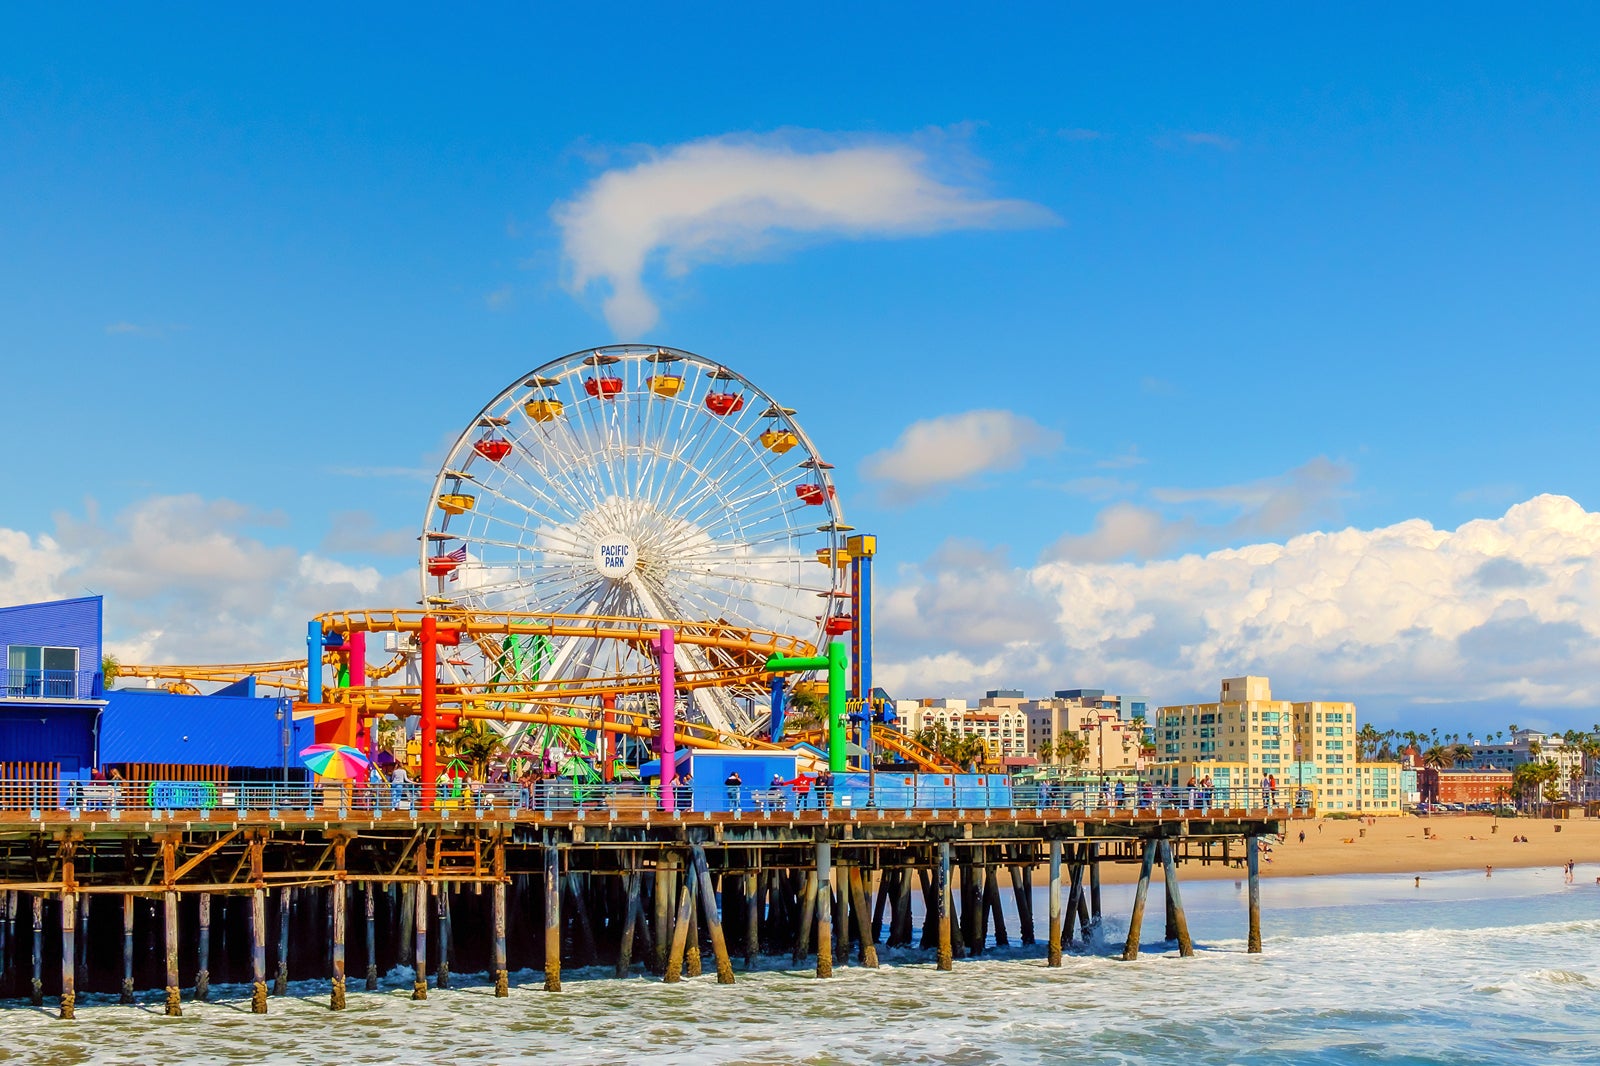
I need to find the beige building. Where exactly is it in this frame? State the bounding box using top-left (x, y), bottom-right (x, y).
top-left (1151, 676), bottom-right (1402, 814)
top-left (897, 697), bottom-right (1028, 761)
top-left (1021, 692), bottom-right (1140, 773)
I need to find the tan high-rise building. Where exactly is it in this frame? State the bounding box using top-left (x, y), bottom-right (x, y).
top-left (1151, 676), bottom-right (1402, 814)
top-left (1021, 691), bottom-right (1140, 773)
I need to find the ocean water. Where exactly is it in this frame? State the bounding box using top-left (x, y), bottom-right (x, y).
top-left (2, 866), bottom-right (1596, 1065)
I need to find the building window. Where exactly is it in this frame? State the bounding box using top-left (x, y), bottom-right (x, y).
top-left (6, 645), bottom-right (81, 698)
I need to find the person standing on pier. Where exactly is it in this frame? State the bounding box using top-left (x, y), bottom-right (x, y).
top-left (725, 769), bottom-right (743, 811)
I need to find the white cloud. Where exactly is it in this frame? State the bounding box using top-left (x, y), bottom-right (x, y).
top-left (876, 495), bottom-right (1600, 725)
top-left (553, 130), bottom-right (1057, 335)
top-left (0, 495), bottom-right (415, 666)
top-left (862, 409), bottom-right (1062, 503)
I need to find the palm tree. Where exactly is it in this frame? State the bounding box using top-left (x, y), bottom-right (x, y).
top-left (1054, 730), bottom-right (1090, 773)
top-left (101, 654), bottom-right (120, 689)
top-left (1357, 723), bottom-right (1382, 760)
top-left (785, 689), bottom-right (826, 731)
top-left (1421, 744), bottom-right (1452, 770)
top-left (441, 721), bottom-right (503, 779)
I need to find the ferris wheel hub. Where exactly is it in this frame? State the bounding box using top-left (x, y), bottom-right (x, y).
top-left (593, 535), bottom-right (637, 580)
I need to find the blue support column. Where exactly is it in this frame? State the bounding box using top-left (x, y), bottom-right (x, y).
top-left (769, 677), bottom-right (787, 742)
top-left (306, 621), bottom-right (324, 704)
top-left (847, 535), bottom-right (876, 764)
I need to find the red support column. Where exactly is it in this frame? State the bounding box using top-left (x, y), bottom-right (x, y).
top-left (420, 615), bottom-right (437, 809)
top-left (601, 693), bottom-right (617, 783)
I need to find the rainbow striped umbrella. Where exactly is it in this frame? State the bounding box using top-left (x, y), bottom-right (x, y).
top-left (299, 743), bottom-right (372, 780)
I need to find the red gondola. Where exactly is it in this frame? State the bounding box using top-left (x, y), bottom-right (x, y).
top-left (426, 556), bottom-right (461, 577)
top-left (823, 614), bottom-right (854, 636)
top-left (796, 483), bottom-right (835, 505)
top-left (473, 436), bottom-right (512, 462)
top-left (584, 376), bottom-right (624, 398)
top-left (705, 391), bottom-right (745, 416)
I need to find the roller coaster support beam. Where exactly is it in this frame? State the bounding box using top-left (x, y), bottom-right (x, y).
top-left (601, 693), bottom-right (617, 783)
top-left (765, 641), bottom-right (848, 773)
top-left (418, 616), bottom-right (461, 809)
top-left (653, 628), bottom-right (677, 812)
top-left (847, 534), bottom-right (876, 765)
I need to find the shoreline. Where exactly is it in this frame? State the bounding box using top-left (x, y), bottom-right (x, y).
top-left (1073, 813), bottom-right (1600, 884)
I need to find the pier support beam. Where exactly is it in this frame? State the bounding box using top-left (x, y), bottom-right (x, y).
top-left (163, 890), bottom-right (182, 1016)
top-left (686, 871), bottom-right (702, 977)
top-left (59, 890), bottom-right (75, 1020)
top-left (1089, 843), bottom-right (1102, 934)
top-left (75, 892), bottom-right (88, 1000)
top-left (1011, 861), bottom-right (1034, 945)
top-left (1121, 840), bottom-right (1158, 961)
top-left (1046, 840), bottom-right (1062, 966)
top-left (494, 879), bottom-right (510, 995)
top-left (743, 864), bottom-right (759, 970)
top-left (936, 841), bottom-right (953, 971)
top-left (664, 874), bottom-right (692, 983)
top-left (121, 892), bottom-right (136, 1005)
top-left (691, 843), bottom-right (735, 984)
top-left (1065, 847), bottom-right (1085, 946)
top-left (274, 886), bottom-right (291, 996)
top-left (251, 887), bottom-right (268, 1013)
top-left (412, 877), bottom-right (429, 1000)
top-left (1247, 836), bottom-right (1262, 954)
top-left (196, 892), bottom-right (211, 1002)
top-left (365, 882), bottom-right (379, 991)
top-left (30, 894), bottom-right (42, 1006)
top-left (815, 839), bottom-right (833, 978)
top-left (1160, 841), bottom-right (1194, 957)
top-left (436, 886), bottom-right (451, 989)
top-left (543, 843), bottom-right (561, 993)
top-left (848, 865), bottom-right (879, 968)
top-left (330, 882), bottom-right (347, 1010)
top-left (794, 870), bottom-right (817, 966)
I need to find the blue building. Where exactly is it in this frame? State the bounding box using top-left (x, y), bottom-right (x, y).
top-left (0, 596), bottom-right (107, 782)
top-left (101, 680), bottom-right (311, 781)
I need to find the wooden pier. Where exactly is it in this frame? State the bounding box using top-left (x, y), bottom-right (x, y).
top-left (0, 803), bottom-right (1294, 1015)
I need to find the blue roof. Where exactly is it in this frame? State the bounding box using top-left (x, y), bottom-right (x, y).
top-left (101, 688), bottom-right (310, 770)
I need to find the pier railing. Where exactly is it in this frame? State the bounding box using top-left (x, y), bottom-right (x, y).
top-left (0, 778), bottom-right (1313, 818)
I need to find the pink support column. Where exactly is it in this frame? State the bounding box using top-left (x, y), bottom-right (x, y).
top-left (350, 631), bottom-right (370, 780)
top-left (654, 627), bottom-right (677, 812)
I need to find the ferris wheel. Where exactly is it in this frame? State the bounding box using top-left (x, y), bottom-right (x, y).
top-left (420, 344), bottom-right (849, 737)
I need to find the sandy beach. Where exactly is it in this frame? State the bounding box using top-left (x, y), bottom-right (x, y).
top-left (1082, 813), bottom-right (1600, 884)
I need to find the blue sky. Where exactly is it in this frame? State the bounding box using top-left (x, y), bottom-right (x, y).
top-left (3, 6), bottom-right (1599, 732)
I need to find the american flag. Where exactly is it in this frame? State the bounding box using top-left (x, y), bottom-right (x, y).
top-left (443, 545), bottom-right (468, 562)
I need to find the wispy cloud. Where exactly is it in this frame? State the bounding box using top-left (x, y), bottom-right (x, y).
top-left (553, 130), bottom-right (1058, 335)
top-left (1179, 131), bottom-right (1238, 150)
top-left (862, 409), bottom-right (1062, 504)
top-left (1057, 128), bottom-right (1102, 141)
top-left (105, 322), bottom-right (186, 339)
top-left (1096, 446), bottom-right (1148, 470)
top-left (483, 285), bottom-right (514, 311)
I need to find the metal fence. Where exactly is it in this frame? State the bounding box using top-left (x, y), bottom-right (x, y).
top-left (0, 778), bottom-right (1312, 817)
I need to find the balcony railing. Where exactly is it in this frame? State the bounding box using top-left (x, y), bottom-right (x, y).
top-left (1, 668), bottom-right (101, 700)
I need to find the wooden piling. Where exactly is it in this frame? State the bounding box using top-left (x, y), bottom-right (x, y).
top-left (1065, 847), bottom-right (1086, 946)
top-left (436, 886), bottom-right (451, 989)
top-left (1046, 840), bottom-right (1063, 966)
top-left (936, 840), bottom-right (953, 971)
top-left (1246, 835), bottom-right (1262, 953)
top-left (494, 879), bottom-right (510, 994)
top-left (663, 878), bottom-right (692, 983)
top-left (815, 839), bottom-right (833, 978)
top-left (1011, 862), bottom-right (1034, 945)
top-left (1088, 842), bottom-right (1102, 933)
top-left (652, 853), bottom-right (674, 974)
top-left (163, 890), bottom-right (182, 1016)
top-left (894, 859), bottom-right (914, 947)
top-left (848, 865), bottom-right (879, 967)
top-left (1160, 840), bottom-right (1194, 957)
top-left (274, 886), bottom-right (291, 995)
top-left (30, 894), bottom-right (41, 1006)
top-left (743, 863), bottom-right (758, 970)
top-left (983, 858), bottom-right (1007, 948)
top-left (412, 876), bottom-right (429, 1000)
top-left (1121, 840), bottom-right (1158, 961)
top-left (250, 886), bottom-right (268, 1013)
top-left (685, 865), bottom-right (702, 977)
top-left (795, 869), bottom-right (817, 965)
top-left (75, 892), bottom-right (88, 999)
top-left (691, 843), bottom-right (735, 984)
top-left (195, 892), bottom-right (211, 1001)
top-left (59, 890), bottom-right (75, 1019)
top-left (543, 842), bottom-right (561, 993)
top-left (831, 862), bottom-right (848, 965)
top-left (331, 881), bottom-right (348, 1009)
top-left (365, 881), bottom-right (379, 991)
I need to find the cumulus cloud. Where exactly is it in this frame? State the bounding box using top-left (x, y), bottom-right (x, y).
top-left (862, 409), bottom-right (1062, 503)
top-left (876, 495), bottom-right (1600, 727)
top-left (553, 131), bottom-right (1057, 335)
top-left (1, 496), bottom-right (415, 665)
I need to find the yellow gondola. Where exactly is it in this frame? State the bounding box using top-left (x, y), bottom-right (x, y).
top-left (524, 398), bottom-right (565, 422)
top-left (816, 548), bottom-right (853, 569)
top-left (437, 493), bottom-right (476, 516)
top-left (760, 428), bottom-right (799, 454)
top-left (647, 375), bottom-right (684, 397)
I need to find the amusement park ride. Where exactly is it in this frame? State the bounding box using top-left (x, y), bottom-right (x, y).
top-left (120, 345), bottom-right (955, 787)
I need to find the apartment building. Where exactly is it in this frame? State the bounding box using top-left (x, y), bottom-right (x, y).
top-left (897, 696), bottom-right (1029, 761)
top-left (1150, 676), bottom-right (1403, 814)
top-left (1021, 689), bottom-right (1140, 773)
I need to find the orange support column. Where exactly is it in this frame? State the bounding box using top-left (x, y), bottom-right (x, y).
top-left (420, 615), bottom-right (437, 809)
top-left (601, 693), bottom-right (617, 783)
